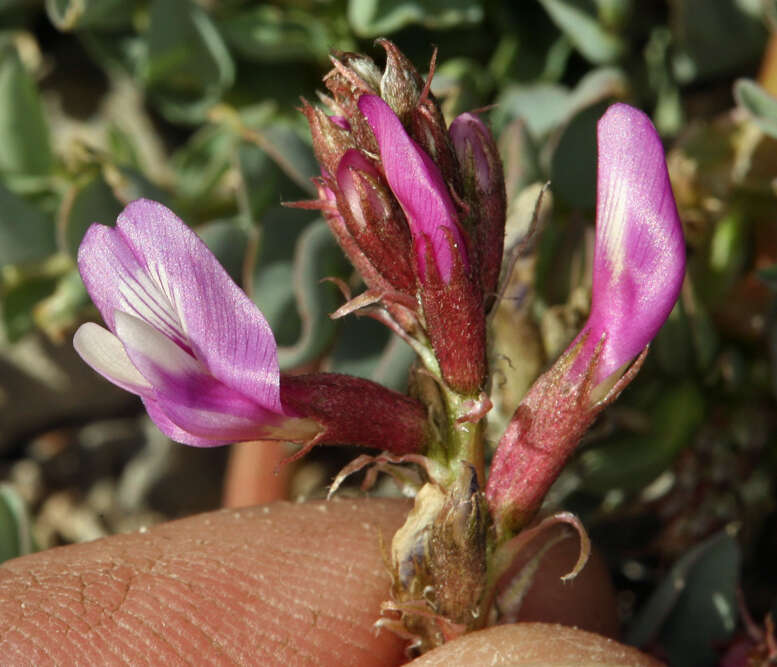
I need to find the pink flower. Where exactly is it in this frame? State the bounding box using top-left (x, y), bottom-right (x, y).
top-left (571, 102), bottom-right (686, 384)
top-left (74, 199), bottom-right (429, 454)
top-left (73, 199), bottom-right (320, 446)
top-left (485, 103), bottom-right (686, 535)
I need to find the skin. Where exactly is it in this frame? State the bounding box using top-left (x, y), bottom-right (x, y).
top-left (0, 498), bottom-right (660, 666)
top-left (410, 624), bottom-right (663, 666)
top-left (222, 441), bottom-right (293, 508)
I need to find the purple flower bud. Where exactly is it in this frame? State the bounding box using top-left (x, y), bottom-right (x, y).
top-left (301, 100), bottom-right (355, 180)
top-left (450, 113), bottom-right (498, 194)
top-left (449, 112), bottom-right (507, 302)
top-left (358, 94), bottom-right (468, 284)
top-left (335, 149), bottom-right (415, 291)
top-left (485, 103), bottom-right (685, 535)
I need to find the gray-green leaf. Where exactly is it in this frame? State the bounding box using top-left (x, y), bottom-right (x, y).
top-left (0, 183), bottom-right (56, 267)
top-left (348, 0), bottom-right (483, 37)
top-left (538, 0), bottom-right (624, 64)
top-left (734, 78), bottom-right (777, 140)
top-left (0, 45), bottom-right (52, 176)
top-left (143, 0), bottom-right (235, 123)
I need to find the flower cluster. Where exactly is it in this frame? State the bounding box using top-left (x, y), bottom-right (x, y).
top-left (73, 41), bottom-right (685, 651)
top-left (299, 40), bottom-right (506, 395)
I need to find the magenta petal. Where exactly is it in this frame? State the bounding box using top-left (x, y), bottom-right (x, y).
top-left (112, 199), bottom-right (282, 412)
top-left (142, 397), bottom-right (231, 447)
top-left (149, 390), bottom-right (282, 442)
top-left (357, 94), bottom-right (466, 282)
top-left (576, 103), bottom-right (685, 383)
top-left (330, 115), bottom-right (350, 130)
top-left (336, 149), bottom-right (380, 230)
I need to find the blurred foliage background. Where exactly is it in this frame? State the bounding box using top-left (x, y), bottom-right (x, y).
top-left (1, 1), bottom-right (777, 664)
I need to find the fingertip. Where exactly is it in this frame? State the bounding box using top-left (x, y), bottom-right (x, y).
top-left (0, 498), bottom-right (411, 666)
top-left (407, 623), bottom-right (662, 666)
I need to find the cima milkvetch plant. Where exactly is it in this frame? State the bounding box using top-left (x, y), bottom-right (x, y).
top-left (73, 42), bottom-right (685, 654)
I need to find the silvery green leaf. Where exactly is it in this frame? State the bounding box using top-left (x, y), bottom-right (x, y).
top-left (142, 0), bottom-right (235, 123)
top-left (2, 275), bottom-right (59, 342)
top-left (220, 6), bottom-right (334, 64)
top-left (0, 45), bottom-right (52, 176)
top-left (538, 0), bottom-right (624, 64)
top-left (580, 382), bottom-right (704, 494)
top-left (734, 78), bottom-right (777, 139)
top-left (0, 183), bottom-right (56, 267)
top-left (494, 83), bottom-right (570, 139)
top-left (58, 173), bottom-right (122, 259)
top-left (431, 57), bottom-right (492, 119)
top-left (46, 0), bottom-right (135, 31)
top-left (256, 123), bottom-right (318, 196)
top-left (670, 0), bottom-right (766, 84)
top-left (251, 213), bottom-right (348, 370)
top-left (348, 0), bottom-right (483, 37)
top-left (627, 530), bottom-right (740, 666)
top-left (758, 264), bottom-right (777, 290)
top-left (329, 317), bottom-right (415, 391)
top-left (172, 123), bottom-right (237, 215)
top-left (34, 269), bottom-right (90, 341)
top-left (550, 102), bottom-right (608, 209)
top-left (276, 218), bottom-right (349, 369)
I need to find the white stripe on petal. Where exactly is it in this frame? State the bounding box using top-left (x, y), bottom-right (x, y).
top-left (73, 323), bottom-right (151, 395)
top-left (114, 311), bottom-right (203, 387)
top-left (116, 265), bottom-right (190, 352)
top-left (598, 168), bottom-right (628, 277)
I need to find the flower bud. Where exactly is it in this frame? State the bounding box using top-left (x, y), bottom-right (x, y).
top-left (311, 178), bottom-right (396, 296)
top-left (450, 112), bottom-right (507, 303)
top-left (359, 94), bottom-right (486, 393)
top-left (301, 43), bottom-right (499, 394)
top-left (358, 94), bottom-right (467, 283)
top-left (376, 38), bottom-right (424, 123)
top-left (335, 149), bottom-right (415, 291)
top-left (486, 104), bottom-right (686, 537)
top-left (301, 100), bottom-right (355, 178)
